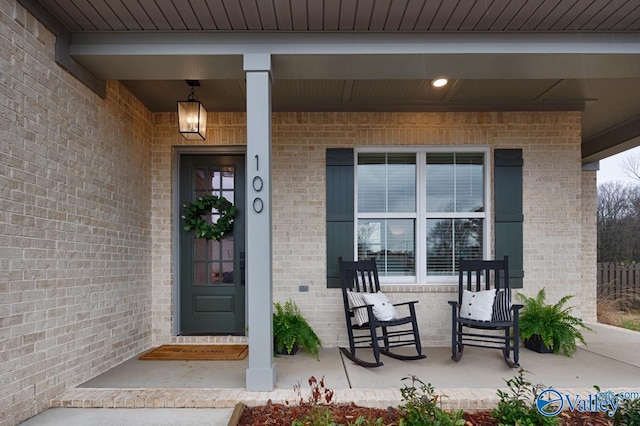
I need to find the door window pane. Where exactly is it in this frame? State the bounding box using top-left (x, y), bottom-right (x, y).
top-left (194, 262), bottom-right (206, 284)
top-left (195, 168), bottom-right (208, 190)
top-left (195, 238), bottom-right (206, 259)
top-left (191, 165), bottom-right (236, 286)
top-left (220, 237), bottom-right (234, 260)
top-left (209, 263), bottom-right (221, 284)
top-left (221, 262), bottom-right (234, 283)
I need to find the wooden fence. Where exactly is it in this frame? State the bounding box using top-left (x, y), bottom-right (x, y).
top-left (597, 262), bottom-right (640, 309)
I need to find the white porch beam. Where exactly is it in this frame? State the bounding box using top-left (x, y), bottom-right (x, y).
top-left (70, 32), bottom-right (640, 56)
top-left (67, 32), bottom-right (640, 81)
top-left (244, 53), bottom-right (275, 391)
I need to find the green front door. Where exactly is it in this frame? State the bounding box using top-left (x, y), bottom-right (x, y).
top-left (179, 154), bottom-right (245, 334)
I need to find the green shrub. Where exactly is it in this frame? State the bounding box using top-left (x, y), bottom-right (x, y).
top-left (290, 376), bottom-right (385, 426)
top-left (491, 368), bottom-right (559, 426)
top-left (613, 395), bottom-right (640, 425)
top-left (622, 319), bottom-right (640, 332)
top-left (291, 376), bottom-right (336, 426)
top-left (398, 375), bottom-right (465, 426)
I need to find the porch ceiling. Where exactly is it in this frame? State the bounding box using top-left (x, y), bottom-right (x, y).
top-left (20, 0), bottom-right (640, 163)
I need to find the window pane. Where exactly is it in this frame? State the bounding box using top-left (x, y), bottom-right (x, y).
top-left (455, 218), bottom-right (483, 260)
top-left (358, 153), bottom-right (415, 213)
top-left (426, 154), bottom-right (454, 212)
top-left (426, 218), bottom-right (483, 276)
top-left (426, 218), bottom-right (453, 275)
top-left (195, 168), bottom-right (208, 190)
top-left (211, 169), bottom-right (221, 190)
top-left (194, 238), bottom-right (206, 260)
top-left (426, 153), bottom-right (484, 213)
top-left (209, 263), bottom-right (221, 284)
top-left (221, 262), bottom-right (234, 284)
top-left (388, 154), bottom-right (416, 212)
top-left (358, 219), bottom-right (415, 276)
top-left (455, 153), bottom-right (484, 213)
top-left (194, 262), bottom-right (206, 285)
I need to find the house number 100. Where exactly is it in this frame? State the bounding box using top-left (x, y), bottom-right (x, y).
top-left (253, 155), bottom-right (264, 213)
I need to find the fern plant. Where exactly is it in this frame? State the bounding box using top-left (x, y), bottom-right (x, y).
top-left (518, 288), bottom-right (592, 356)
top-left (273, 299), bottom-right (322, 360)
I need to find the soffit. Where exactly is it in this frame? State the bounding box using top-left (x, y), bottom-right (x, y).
top-left (34, 0), bottom-right (640, 32)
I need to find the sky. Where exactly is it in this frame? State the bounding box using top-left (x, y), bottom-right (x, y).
top-left (597, 146), bottom-right (640, 186)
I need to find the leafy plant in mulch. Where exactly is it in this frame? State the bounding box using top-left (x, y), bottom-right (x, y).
top-left (237, 371), bottom-right (616, 426)
top-left (612, 393), bottom-right (640, 426)
top-left (397, 374), bottom-right (465, 426)
top-left (491, 368), bottom-right (559, 426)
top-left (291, 376), bottom-right (336, 426)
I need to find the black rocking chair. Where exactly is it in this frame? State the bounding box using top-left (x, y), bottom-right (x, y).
top-left (338, 257), bottom-right (426, 367)
top-left (448, 256), bottom-right (522, 367)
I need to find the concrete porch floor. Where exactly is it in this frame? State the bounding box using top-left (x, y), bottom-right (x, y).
top-left (20, 323), bottom-right (640, 425)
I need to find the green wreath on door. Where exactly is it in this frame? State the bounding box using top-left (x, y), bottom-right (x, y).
top-left (182, 195), bottom-right (237, 240)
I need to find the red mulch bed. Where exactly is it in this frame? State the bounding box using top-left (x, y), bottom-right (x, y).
top-left (238, 401), bottom-right (615, 425)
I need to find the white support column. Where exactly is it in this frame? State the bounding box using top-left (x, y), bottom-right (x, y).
top-left (243, 53), bottom-right (275, 391)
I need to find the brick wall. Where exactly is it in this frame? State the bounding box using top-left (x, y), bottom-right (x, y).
top-left (152, 111), bottom-right (596, 348)
top-left (2, 0), bottom-right (597, 422)
top-left (581, 169), bottom-right (599, 323)
top-left (0, 2), bottom-right (153, 424)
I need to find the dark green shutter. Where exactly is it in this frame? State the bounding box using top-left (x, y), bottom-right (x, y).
top-left (326, 148), bottom-right (354, 288)
top-left (494, 149), bottom-right (524, 288)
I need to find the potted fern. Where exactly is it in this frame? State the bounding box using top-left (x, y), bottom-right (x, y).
top-left (273, 299), bottom-right (322, 360)
top-left (518, 288), bottom-right (592, 356)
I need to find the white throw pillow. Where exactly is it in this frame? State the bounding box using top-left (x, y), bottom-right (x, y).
top-left (347, 291), bottom-right (369, 326)
top-left (460, 289), bottom-right (496, 322)
top-left (361, 291), bottom-right (398, 322)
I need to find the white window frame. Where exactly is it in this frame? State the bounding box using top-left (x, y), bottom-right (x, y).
top-left (354, 146), bottom-right (491, 284)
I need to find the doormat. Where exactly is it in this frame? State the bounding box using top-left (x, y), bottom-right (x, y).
top-left (139, 344), bottom-right (248, 361)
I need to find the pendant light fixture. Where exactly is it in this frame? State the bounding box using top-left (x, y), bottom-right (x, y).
top-left (177, 80), bottom-right (207, 140)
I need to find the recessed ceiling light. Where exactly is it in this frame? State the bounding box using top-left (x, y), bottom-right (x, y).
top-left (432, 78), bottom-right (448, 88)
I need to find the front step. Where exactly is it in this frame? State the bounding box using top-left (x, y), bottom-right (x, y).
top-left (51, 386), bottom-right (503, 411)
top-left (51, 388), bottom-right (295, 409)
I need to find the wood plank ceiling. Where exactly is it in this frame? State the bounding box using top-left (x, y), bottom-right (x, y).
top-left (36, 0), bottom-right (640, 32)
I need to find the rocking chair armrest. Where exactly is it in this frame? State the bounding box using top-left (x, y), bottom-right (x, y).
top-left (349, 303), bottom-right (373, 313)
top-left (511, 304), bottom-right (523, 321)
top-left (392, 300), bottom-right (419, 308)
top-left (448, 301), bottom-right (459, 316)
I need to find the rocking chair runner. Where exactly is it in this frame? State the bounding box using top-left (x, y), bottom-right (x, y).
top-left (448, 256), bottom-right (522, 367)
top-left (337, 257), bottom-right (426, 367)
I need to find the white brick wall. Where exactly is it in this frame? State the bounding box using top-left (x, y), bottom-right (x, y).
top-left (152, 111), bottom-right (596, 349)
top-left (581, 169), bottom-right (598, 323)
top-left (1, 2), bottom-right (154, 424)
